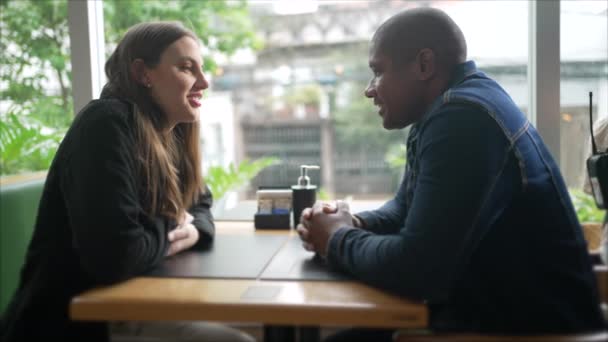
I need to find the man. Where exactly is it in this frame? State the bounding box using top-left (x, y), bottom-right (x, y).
top-left (297, 7), bottom-right (605, 338)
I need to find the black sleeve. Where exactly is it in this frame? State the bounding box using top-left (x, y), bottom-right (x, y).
top-left (189, 186), bottom-right (215, 246)
top-left (355, 169), bottom-right (409, 234)
top-left (61, 108), bottom-right (169, 284)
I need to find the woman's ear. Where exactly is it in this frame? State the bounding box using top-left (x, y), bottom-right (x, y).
top-left (415, 48), bottom-right (436, 81)
top-left (131, 59), bottom-right (151, 87)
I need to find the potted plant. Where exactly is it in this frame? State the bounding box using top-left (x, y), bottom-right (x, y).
top-left (205, 157), bottom-right (278, 216)
top-left (284, 85), bottom-right (322, 119)
top-left (570, 189), bottom-right (606, 251)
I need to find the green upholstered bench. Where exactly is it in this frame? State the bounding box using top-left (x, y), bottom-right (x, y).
top-left (0, 172), bottom-right (46, 312)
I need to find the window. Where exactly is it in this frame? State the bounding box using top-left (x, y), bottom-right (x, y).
top-left (212, 0), bottom-right (529, 218)
top-left (559, 0), bottom-right (608, 191)
top-left (8, 1), bottom-right (603, 223)
top-left (0, 0), bottom-right (72, 177)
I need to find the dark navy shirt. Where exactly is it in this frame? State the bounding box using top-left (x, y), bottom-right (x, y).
top-left (327, 61), bottom-right (605, 333)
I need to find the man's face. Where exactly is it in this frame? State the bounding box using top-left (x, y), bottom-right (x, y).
top-left (364, 47), bottom-right (425, 130)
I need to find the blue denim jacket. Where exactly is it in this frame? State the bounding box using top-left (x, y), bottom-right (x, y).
top-left (327, 61), bottom-right (605, 333)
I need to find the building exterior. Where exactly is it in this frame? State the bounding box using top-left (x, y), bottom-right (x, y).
top-left (210, 1), bottom-right (607, 199)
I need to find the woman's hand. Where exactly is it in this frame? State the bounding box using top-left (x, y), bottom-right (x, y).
top-left (179, 212), bottom-right (194, 226)
top-left (165, 223), bottom-right (199, 257)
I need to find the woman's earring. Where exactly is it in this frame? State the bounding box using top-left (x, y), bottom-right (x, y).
top-left (146, 83), bottom-right (152, 88)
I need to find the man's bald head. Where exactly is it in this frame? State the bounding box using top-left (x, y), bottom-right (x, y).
top-left (372, 7), bottom-right (467, 74)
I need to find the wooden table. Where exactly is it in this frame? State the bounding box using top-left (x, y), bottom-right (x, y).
top-left (70, 221), bottom-right (428, 341)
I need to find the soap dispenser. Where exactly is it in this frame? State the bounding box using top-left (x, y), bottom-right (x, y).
top-left (292, 165), bottom-right (320, 228)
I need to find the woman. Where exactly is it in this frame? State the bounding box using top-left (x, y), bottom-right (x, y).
top-left (1, 22), bottom-right (253, 342)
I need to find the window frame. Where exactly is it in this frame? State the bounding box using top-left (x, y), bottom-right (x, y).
top-left (529, 0), bottom-right (561, 164)
top-left (67, 0), bottom-right (106, 114)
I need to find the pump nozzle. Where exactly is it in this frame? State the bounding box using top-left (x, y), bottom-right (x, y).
top-left (297, 165), bottom-right (320, 187)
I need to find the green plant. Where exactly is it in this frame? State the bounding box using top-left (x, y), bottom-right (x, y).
top-left (205, 157), bottom-right (279, 201)
top-left (284, 85), bottom-right (322, 106)
top-left (334, 85), bottom-right (405, 151)
top-left (0, 0), bottom-right (261, 176)
top-left (317, 187), bottom-right (331, 201)
top-left (103, 0), bottom-right (263, 73)
top-left (385, 143), bottom-right (407, 170)
top-left (0, 113), bottom-right (64, 175)
top-left (570, 188), bottom-right (606, 223)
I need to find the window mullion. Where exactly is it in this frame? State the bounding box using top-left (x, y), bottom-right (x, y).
top-left (529, 0), bottom-right (561, 165)
top-left (67, 0), bottom-right (106, 115)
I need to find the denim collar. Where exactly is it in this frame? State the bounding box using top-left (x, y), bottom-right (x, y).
top-left (447, 60), bottom-right (478, 88)
top-left (412, 61), bottom-right (478, 129)
top-left (408, 61), bottom-right (479, 144)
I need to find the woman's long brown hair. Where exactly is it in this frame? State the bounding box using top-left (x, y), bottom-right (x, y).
top-left (104, 22), bottom-right (203, 221)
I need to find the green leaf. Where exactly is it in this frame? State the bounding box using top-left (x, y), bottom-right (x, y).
top-left (205, 157), bottom-right (279, 201)
top-left (385, 143), bottom-right (407, 170)
top-left (569, 188), bottom-right (606, 223)
top-left (1, 0), bottom-right (258, 175)
top-left (102, 0), bottom-right (260, 59)
top-left (0, 113), bottom-right (64, 175)
top-left (334, 84), bottom-right (405, 151)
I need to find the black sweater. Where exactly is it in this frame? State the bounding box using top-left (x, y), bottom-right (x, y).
top-left (1, 96), bottom-right (215, 341)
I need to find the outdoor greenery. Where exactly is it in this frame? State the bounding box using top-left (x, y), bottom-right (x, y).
top-left (0, 0), bottom-right (73, 132)
top-left (0, 0), bottom-right (259, 177)
top-left (570, 189), bottom-right (606, 223)
top-left (385, 143), bottom-right (407, 170)
top-left (284, 84), bottom-right (322, 107)
top-left (103, 0), bottom-right (262, 72)
top-left (0, 114), bottom-right (64, 175)
top-left (333, 84), bottom-right (405, 152)
top-left (205, 157), bottom-right (279, 201)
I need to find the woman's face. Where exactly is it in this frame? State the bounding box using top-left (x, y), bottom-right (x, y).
top-left (145, 36), bottom-right (208, 127)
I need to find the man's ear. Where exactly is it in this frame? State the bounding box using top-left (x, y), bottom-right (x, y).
top-left (130, 59), bottom-right (150, 87)
top-left (415, 48), bottom-right (436, 81)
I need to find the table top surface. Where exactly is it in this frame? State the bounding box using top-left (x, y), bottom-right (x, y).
top-left (70, 221), bottom-right (428, 328)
